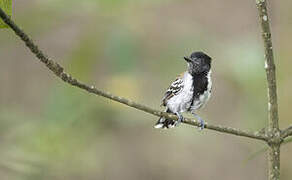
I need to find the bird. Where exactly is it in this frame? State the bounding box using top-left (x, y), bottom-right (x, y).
top-left (154, 51), bottom-right (212, 129)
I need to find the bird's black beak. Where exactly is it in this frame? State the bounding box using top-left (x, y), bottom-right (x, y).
top-left (184, 56), bottom-right (192, 62)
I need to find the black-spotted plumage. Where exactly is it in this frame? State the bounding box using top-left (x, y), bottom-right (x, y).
top-left (155, 51), bottom-right (212, 129)
top-left (161, 75), bottom-right (184, 106)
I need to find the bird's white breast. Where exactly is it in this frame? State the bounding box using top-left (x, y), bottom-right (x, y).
top-left (167, 72), bottom-right (193, 113)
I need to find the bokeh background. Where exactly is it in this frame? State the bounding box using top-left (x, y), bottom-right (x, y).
top-left (0, 0), bottom-right (291, 179)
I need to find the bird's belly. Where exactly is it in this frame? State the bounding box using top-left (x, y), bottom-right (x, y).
top-left (167, 88), bottom-right (193, 113)
top-left (191, 89), bottom-right (211, 111)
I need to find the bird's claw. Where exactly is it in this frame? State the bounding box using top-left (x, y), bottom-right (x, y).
top-left (175, 112), bottom-right (184, 127)
top-left (192, 112), bottom-right (205, 130)
top-left (198, 118), bottom-right (205, 130)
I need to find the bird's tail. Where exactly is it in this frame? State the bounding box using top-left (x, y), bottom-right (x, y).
top-left (154, 108), bottom-right (176, 129)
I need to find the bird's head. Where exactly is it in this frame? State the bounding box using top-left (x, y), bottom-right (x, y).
top-left (184, 51), bottom-right (212, 75)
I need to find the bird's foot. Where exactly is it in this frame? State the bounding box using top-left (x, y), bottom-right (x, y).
top-left (175, 112), bottom-right (184, 127)
top-left (192, 112), bottom-right (205, 130)
top-left (198, 118), bottom-right (205, 130)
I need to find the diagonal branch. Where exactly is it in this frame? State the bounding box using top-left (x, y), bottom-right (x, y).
top-left (0, 7), bottom-right (268, 142)
top-left (281, 125), bottom-right (292, 139)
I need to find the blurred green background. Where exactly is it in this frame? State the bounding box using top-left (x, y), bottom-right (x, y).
top-left (0, 0), bottom-right (292, 179)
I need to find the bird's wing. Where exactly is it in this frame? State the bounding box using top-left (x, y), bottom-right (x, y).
top-left (161, 73), bottom-right (185, 106)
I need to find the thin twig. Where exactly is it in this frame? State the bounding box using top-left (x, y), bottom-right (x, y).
top-left (281, 125), bottom-right (292, 139)
top-left (256, 0), bottom-right (280, 180)
top-left (0, 7), bottom-right (268, 142)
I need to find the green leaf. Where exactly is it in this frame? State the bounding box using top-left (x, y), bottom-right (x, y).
top-left (0, 0), bottom-right (12, 29)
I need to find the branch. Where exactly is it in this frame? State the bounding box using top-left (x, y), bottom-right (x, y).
top-left (281, 125), bottom-right (292, 139)
top-left (256, 1), bottom-right (280, 180)
top-left (0, 7), bottom-right (268, 142)
top-left (256, 0), bottom-right (279, 132)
